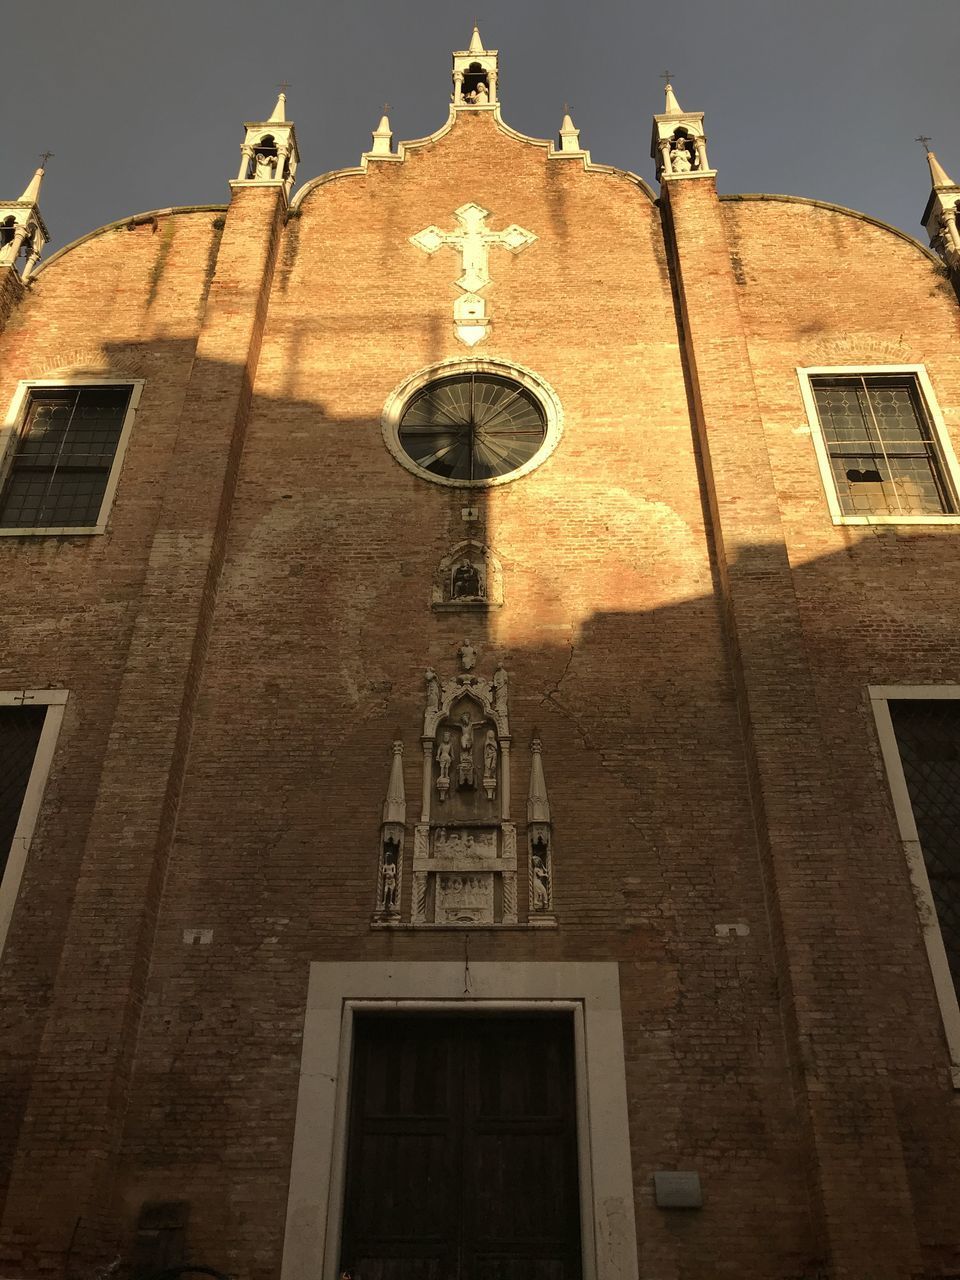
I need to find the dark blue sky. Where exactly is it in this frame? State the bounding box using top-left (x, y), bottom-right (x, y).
top-left (4, 0), bottom-right (958, 255)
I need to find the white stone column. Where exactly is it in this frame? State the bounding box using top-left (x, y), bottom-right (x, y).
top-left (237, 145), bottom-right (253, 181)
top-left (658, 139), bottom-right (672, 179)
top-left (453, 71), bottom-right (464, 104)
top-left (695, 135), bottom-right (709, 172)
top-left (499, 738), bottom-right (511, 820)
top-left (488, 67), bottom-right (498, 103)
top-left (943, 207), bottom-right (960, 257)
top-left (21, 247), bottom-right (42, 281)
top-left (0, 224), bottom-right (29, 268)
top-left (420, 738), bottom-right (432, 822)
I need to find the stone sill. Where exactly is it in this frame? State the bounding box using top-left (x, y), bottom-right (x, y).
top-left (370, 920), bottom-right (558, 931)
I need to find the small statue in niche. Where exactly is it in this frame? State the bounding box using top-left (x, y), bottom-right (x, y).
top-left (381, 853), bottom-right (398, 912)
top-left (254, 150), bottom-right (277, 180)
top-left (670, 137), bottom-right (693, 174)
top-left (492, 662), bottom-right (508, 712)
top-left (531, 850), bottom-right (550, 911)
top-left (436, 730), bottom-right (453, 799)
top-left (425, 667), bottom-right (440, 711)
top-left (473, 81), bottom-right (489, 104)
top-left (458, 712), bottom-right (484, 787)
top-left (452, 560), bottom-right (483, 600)
top-left (482, 729), bottom-right (498, 800)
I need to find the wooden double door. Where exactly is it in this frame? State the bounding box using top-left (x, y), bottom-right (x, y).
top-left (340, 1013), bottom-right (583, 1280)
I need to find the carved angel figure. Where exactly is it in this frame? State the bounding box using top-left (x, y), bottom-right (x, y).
top-left (459, 638), bottom-right (477, 670)
top-left (425, 667), bottom-right (440, 711)
top-left (492, 662), bottom-right (508, 711)
top-left (381, 860), bottom-right (397, 910)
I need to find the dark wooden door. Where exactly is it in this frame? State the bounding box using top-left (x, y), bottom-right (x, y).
top-left (340, 1014), bottom-right (582, 1280)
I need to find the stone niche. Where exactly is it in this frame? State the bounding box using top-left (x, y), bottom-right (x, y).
top-left (432, 540), bottom-right (503, 611)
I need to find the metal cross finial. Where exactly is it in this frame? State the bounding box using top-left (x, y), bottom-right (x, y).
top-left (563, 101), bottom-right (569, 114)
top-left (278, 80), bottom-right (290, 94)
top-left (383, 102), bottom-right (390, 113)
top-left (661, 70), bottom-right (673, 85)
top-left (916, 135), bottom-right (933, 153)
top-left (39, 150), bottom-right (54, 167)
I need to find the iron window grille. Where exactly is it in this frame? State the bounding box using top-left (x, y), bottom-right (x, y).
top-left (0, 385), bottom-right (133, 529)
top-left (809, 374), bottom-right (955, 518)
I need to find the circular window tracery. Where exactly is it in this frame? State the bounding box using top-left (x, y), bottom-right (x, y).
top-left (382, 360), bottom-right (562, 488)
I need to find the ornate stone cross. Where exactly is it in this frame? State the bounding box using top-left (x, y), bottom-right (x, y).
top-left (410, 202), bottom-right (536, 345)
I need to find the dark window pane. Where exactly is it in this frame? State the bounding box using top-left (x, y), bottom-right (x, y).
top-left (0, 706), bottom-right (46, 883)
top-left (812, 376), bottom-right (953, 517)
top-left (399, 375), bottom-right (546, 483)
top-left (0, 386), bottom-right (130, 528)
top-left (890, 700), bottom-right (960, 998)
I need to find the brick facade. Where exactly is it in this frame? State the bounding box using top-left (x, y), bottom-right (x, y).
top-left (1, 73), bottom-right (959, 1280)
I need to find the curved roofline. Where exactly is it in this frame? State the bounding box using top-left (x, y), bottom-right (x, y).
top-left (33, 204), bottom-right (228, 278)
top-left (292, 104), bottom-right (657, 210)
top-left (720, 192), bottom-right (941, 266)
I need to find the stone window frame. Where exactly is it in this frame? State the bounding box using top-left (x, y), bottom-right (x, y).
top-left (381, 357), bottom-right (564, 489)
top-left (869, 685), bottom-right (960, 1088)
top-left (280, 961), bottom-right (638, 1280)
top-left (0, 377), bottom-right (144, 536)
top-left (0, 689), bottom-right (68, 958)
top-left (797, 364), bottom-right (960, 526)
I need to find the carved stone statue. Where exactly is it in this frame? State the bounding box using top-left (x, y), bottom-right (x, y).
top-left (474, 81), bottom-right (489, 104)
top-left (436, 730), bottom-right (453, 799)
top-left (532, 853), bottom-right (550, 910)
top-left (255, 150), bottom-right (277, 180)
top-left (458, 712), bottom-right (483, 787)
top-left (452, 560), bottom-right (483, 599)
top-left (459, 638), bottom-right (477, 671)
top-left (381, 857), bottom-right (398, 911)
top-left (670, 137), bottom-right (693, 174)
top-left (482, 728), bottom-right (498, 800)
top-left (492, 662), bottom-right (508, 711)
top-left (425, 667), bottom-right (440, 711)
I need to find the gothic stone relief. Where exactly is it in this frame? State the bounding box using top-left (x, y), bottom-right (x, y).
top-left (373, 653), bottom-right (556, 928)
top-left (411, 643), bottom-right (516, 925)
top-left (432, 541), bottom-right (504, 611)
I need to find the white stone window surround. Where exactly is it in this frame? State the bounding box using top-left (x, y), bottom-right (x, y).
top-left (281, 961), bottom-right (639, 1280)
top-left (0, 377), bottom-right (144, 536)
top-left (381, 357), bottom-right (564, 489)
top-left (870, 686), bottom-right (960, 1088)
top-left (797, 364), bottom-right (960, 526)
top-left (0, 690), bottom-right (68, 958)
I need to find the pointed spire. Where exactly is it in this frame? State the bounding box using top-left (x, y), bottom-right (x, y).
top-left (382, 741), bottom-right (406, 824)
top-left (527, 737), bottom-right (551, 824)
top-left (469, 24), bottom-right (484, 53)
top-left (664, 82), bottom-right (682, 114)
top-left (928, 150), bottom-right (957, 190)
top-left (559, 107), bottom-right (582, 154)
top-left (18, 166), bottom-right (45, 206)
top-left (269, 90), bottom-right (287, 123)
top-left (369, 108), bottom-right (394, 158)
